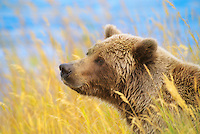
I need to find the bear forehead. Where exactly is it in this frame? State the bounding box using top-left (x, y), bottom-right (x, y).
top-left (87, 34), bottom-right (143, 55)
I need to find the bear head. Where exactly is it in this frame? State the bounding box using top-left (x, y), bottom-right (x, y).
top-left (59, 24), bottom-right (158, 100)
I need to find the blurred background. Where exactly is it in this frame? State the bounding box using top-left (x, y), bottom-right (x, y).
top-left (1, 0), bottom-right (200, 66)
top-left (0, 0), bottom-right (200, 133)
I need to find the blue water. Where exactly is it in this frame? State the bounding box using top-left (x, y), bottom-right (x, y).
top-left (0, 0), bottom-right (200, 68)
top-left (0, 0), bottom-right (199, 45)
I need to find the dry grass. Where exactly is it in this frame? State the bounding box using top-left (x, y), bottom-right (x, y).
top-left (0, 0), bottom-right (200, 134)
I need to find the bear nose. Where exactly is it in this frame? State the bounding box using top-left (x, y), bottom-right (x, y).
top-left (59, 63), bottom-right (73, 77)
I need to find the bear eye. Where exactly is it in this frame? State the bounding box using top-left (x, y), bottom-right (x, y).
top-left (94, 57), bottom-right (105, 66)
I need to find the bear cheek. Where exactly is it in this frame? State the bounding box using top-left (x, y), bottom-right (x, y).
top-left (79, 66), bottom-right (98, 82)
top-left (77, 63), bottom-right (102, 84)
top-left (93, 64), bottom-right (117, 87)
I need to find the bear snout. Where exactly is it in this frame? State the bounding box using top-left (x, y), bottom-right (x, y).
top-left (59, 63), bottom-right (85, 89)
top-left (59, 63), bottom-right (73, 78)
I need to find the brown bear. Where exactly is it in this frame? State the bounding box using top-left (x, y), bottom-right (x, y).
top-left (59, 24), bottom-right (200, 133)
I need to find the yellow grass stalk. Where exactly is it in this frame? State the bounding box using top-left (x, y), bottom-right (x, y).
top-left (114, 90), bottom-right (145, 134)
top-left (163, 74), bottom-right (187, 109)
top-left (163, 74), bottom-right (196, 120)
top-left (164, 0), bottom-right (176, 9)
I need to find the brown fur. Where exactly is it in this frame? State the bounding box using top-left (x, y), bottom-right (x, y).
top-left (59, 24), bottom-right (200, 133)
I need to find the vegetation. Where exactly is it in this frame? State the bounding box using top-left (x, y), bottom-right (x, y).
top-left (0, 0), bottom-right (199, 133)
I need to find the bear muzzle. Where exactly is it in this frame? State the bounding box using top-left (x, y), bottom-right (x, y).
top-left (59, 63), bottom-right (73, 78)
top-left (59, 63), bottom-right (84, 88)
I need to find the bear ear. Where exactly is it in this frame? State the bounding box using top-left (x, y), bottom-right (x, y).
top-left (133, 38), bottom-right (158, 63)
top-left (104, 24), bottom-right (121, 38)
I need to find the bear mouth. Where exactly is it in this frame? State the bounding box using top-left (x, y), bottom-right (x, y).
top-left (60, 70), bottom-right (84, 88)
top-left (61, 77), bottom-right (87, 95)
top-left (71, 86), bottom-right (87, 95)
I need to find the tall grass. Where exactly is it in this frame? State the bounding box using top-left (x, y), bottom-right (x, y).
top-left (0, 0), bottom-right (199, 133)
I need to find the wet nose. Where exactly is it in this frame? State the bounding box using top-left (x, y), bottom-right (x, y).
top-left (59, 63), bottom-right (73, 77)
